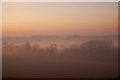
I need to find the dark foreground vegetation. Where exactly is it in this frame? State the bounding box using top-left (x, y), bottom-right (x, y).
top-left (2, 40), bottom-right (118, 78)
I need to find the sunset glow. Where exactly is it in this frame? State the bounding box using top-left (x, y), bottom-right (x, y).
top-left (2, 2), bottom-right (119, 78)
top-left (3, 2), bottom-right (118, 36)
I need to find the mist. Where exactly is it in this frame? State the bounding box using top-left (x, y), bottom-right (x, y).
top-left (2, 35), bottom-right (118, 78)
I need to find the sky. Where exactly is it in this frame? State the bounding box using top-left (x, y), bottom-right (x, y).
top-left (1, 0), bottom-right (119, 2)
top-left (0, 5), bottom-right (1, 34)
top-left (2, 2), bottom-right (118, 37)
top-left (0, 2), bottom-right (2, 79)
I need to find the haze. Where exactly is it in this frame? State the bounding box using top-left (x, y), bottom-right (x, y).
top-left (2, 2), bottom-right (118, 78)
top-left (2, 2), bottom-right (118, 37)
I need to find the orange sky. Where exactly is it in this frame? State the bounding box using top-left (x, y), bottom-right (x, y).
top-left (2, 2), bottom-right (118, 37)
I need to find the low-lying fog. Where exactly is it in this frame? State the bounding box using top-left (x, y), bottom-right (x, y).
top-left (2, 35), bottom-right (118, 78)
